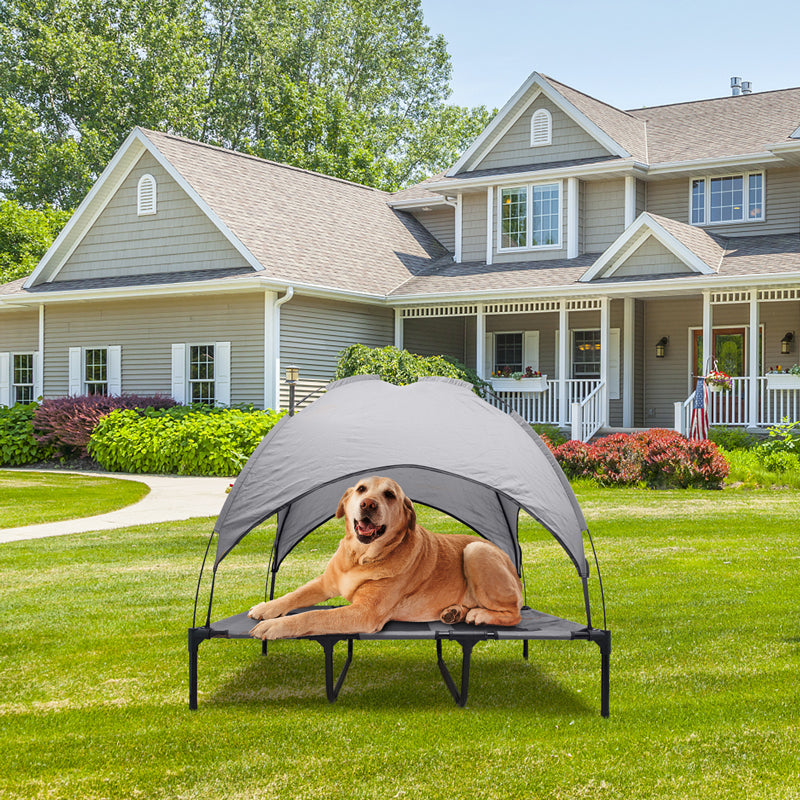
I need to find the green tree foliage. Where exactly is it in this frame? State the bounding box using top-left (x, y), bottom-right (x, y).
top-left (0, 200), bottom-right (70, 283)
top-left (0, 0), bottom-right (492, 209)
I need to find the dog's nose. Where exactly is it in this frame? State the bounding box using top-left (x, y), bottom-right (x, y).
top-left (360, 498), bottom-right (377, 512)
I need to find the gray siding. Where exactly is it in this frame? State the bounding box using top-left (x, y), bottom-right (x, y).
top-left (614, 237), bottom-right (691, 277)
top-left (279, 296), bottom-right (393, 406)
top-left (0, 309), bottom-right (39, 352)
top-left (411, 207), bottom-right (455, 252)
top-left (583, 179), bottom-right (625, 252)
top-left (472, 94), bottom-right (611, 172)
top-left (55, 152), bottom-right (252, 282)
top-left (646, 166), bottom-right (800, 236)
top-left (43, 293), bottom-right (264, 404)
top-left (404, 317), bottom-right (466, 362)
top-left (461, 191), bottom-right (487, 263)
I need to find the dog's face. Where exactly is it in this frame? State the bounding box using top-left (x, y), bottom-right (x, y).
top-left (336, 476), bottom-right (416, 546)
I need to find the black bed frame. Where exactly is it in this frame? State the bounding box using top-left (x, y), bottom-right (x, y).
top-left (188, 606), bottom-right (611, 715)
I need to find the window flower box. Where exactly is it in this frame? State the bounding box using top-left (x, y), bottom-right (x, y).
top-left (766, 373), bottom-right (800, 391)
top-left (491, 375), bottom-right (548, 393)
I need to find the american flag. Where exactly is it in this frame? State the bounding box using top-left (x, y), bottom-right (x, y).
top-left (689, 377), bottom-right (709, 441)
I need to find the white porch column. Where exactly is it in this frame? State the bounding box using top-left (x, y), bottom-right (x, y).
top-left (702, 290), bottom-right (713, 375)
top-left (567, 177), bottom-right (579, 259)
top-left (454, 193), bottom-right (463, 264)
top-left (264, 290), bottom-right (278, 410)
top-left (600, 297), bottom-right (610, 427)
top-left (558, 301), bottom-right (569, 427)
top-left (486, 187), bottom-right (493, 265)
top-left (624, 176), bottom-right (637, 228)
top-left (37, 304), bottom-right (45, 400)
top-left (476, 303), bottom-right (486, 379)
top-left (623, 297), bottom-right (634, 428)
top-left (394, 308), bottom-right (404, 349)
top-left (748, 291), bottom-right (759, 428)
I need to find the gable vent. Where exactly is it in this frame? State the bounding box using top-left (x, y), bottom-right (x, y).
top-left (530, 109), bottom-right (552, 147)
top-left (137, 173), bottom-right (157, 216)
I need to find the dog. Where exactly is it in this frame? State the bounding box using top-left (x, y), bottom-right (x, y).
top-left (248, 475), bottom-right (523, 640)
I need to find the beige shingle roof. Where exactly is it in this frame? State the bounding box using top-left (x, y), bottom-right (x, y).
top-left (647, 213), bottom-right (726, 272)
top-left (141, 130), bottom-right (446, 296)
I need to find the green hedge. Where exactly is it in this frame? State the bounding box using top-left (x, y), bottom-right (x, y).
top-left (0, 402), bottom-right (52, 466)
top-left (88, 406), bottom-right (286, 476)
top-left (334, 343), bottom-right (490, 395)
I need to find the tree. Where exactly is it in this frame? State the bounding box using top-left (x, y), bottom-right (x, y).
top-left (0, 201), bottom-right (70, 283)
top-left (0, 0), bottom-right (492, 207)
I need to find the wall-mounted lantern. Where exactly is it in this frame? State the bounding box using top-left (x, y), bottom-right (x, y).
top-left (285, 365), bottom-right (299, 416)
top-left (655, 337), bottom-right (669, 359)
top-left (781, 332), bottom-right (794, 355)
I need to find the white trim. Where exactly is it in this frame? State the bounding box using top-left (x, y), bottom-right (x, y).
top-left (393, 308), bottom-right (403, 349)
top-left (214, 341), bottom-right (231, 406)
top-left (688, 170), bottom-right (765, 227)
top-left (647, 152), bottom-right (781, 176)
top-left (454, 193), bottom-right (463, 263)
top-left (37, 305), bottom-right (44, 400)
top-left (530, 108), bottom-right (552, 147)
top-left (579, 213), bottom-right (716, 282)
top-left (558, 304), bottom-right (569, 425)
top-left (0, 353), bottom-right (10, 407)
top-left (496, 180), bottom-right (563, 253)
top-left (486, 186), bottom-right (493, 265)
top-left (567, 177), bottom-right (579, 259)
top-left (476, 304), bottom-right (486, 379)
top-left (272, 287), bottom-right (294, 410)
top-left (624, 176), bottom-right (637, 228)
top-left (386, 196), bottom-right (447, 210)
top-left (137, 173), bottom-right (157, 215)
top-left (748, 295), bottom-right (759, 428)
top-left (446, 72), bottom-right (630, 176)
top-left (106, 345), bottom-right (122, 396)
top-left (171, 343), bottom-right (187, 404)
top-left (622, 298), bottom-right (634, 427)
top-left (263, 290), bottom-right (277, 410)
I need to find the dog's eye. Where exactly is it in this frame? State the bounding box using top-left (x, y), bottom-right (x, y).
top-left (356, 485), bottom-right (366, 494)
top-left (383, 490), bottom-right (395, 500)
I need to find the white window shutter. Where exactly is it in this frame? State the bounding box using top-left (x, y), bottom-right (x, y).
top-left (171, 344), bottom-right (186, 404)
top-left (137, 174), bottom-right (157, 216)
top-left (609, 328), bottom-right (621, 400)
top-left (215, 341), bottom-right (231, 407)
top-left (484, 332), bottom-right (494, 376)
top-left (68, 347), bottom-right (82, 396)
top-left (0, 352), bottom-right (10, 407)
top-left (107, 345), bottom-right (122, 396)
top-left (523, 331), bottom-right (540, 371)
top-left (33, 351), bottom-right (42, 400)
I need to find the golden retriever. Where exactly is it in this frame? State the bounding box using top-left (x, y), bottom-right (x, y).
top-left (248, 476), bottom-right (523, 640)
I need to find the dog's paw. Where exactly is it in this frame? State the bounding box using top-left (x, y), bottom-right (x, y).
top-left (249, 619), bottom-right (280, 640)
top-left (439, 605), bottom-right (467, 624)
top-left (465, 607), bottom-right (493, 626)
top-left (248, 601), bottom-right (278, 620)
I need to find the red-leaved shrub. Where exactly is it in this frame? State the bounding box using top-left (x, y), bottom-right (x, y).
top-left (551, 428), bottom-right (728, 489)
top-left (33, 394), bottom-right (176, 459)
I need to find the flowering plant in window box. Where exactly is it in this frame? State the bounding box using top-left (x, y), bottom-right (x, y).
top-left (766, 364), bottom-right (800, 390)
top-left (491, 367), bottom-right (548, 392)
top-left (704, 370), bottom-right (732, 392)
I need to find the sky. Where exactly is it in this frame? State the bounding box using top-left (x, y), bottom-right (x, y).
top-left (419, 0), bottom-right (800, 111)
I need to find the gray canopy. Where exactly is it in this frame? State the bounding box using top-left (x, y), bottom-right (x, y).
top-left (213, 376), bottom-right (589, 576)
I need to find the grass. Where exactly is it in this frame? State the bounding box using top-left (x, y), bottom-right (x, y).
top-left (0, 470), bottom-right (150, 528)
top-left (1, 486), bottom-right (799, 799)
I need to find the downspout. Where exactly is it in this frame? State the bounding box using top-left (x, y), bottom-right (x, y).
top-left (442, 195), bottom-right (462, 263)
top-left (38, 304), bottom-right (45, 400)
top-left (266, 287), bottom-right (294, 410)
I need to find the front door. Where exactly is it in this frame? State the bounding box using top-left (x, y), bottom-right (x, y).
top-left (693, 328), bottom-right (746, 423)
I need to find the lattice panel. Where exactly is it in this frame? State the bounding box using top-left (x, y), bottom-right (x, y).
top-left (711, 290), bottom-right (752, 304)
top-left (483, 300), bottom-right (561, 315)
top-left (401, 305), bottom-right (479, 318)
top-left (566, 298), bottom-right (602, 311)
top-left (758, 287), bottom-right (800, 303)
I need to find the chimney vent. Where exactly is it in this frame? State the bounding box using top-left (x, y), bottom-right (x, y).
top-left (741, 80), bottom-right (752, 95)
top-left (730, 76), bottom-right (742, 96)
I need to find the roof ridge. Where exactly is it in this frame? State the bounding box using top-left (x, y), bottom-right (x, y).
top-left (625, 85), bottom-right (800, 114)
top-left (138, 127), bottom-right (389, 196)
top-left (541, 74), bottom-right (642, 122)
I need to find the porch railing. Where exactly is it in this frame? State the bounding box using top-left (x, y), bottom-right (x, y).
top-left (675, 376), bottom-right (800, 432)
top-left (571, 381), bottom-right (606, 443)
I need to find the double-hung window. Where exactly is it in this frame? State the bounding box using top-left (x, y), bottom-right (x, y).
top-left (68, 346), bottom-right (121, 396)
top-left (189, 345), bottom-right (215, 404)
top-left (499, 182), bottom-right (561, 251)
top-left (494, 333), bottom-right (524, 374)
top-left (171, 341), bottom-right (230, 406)
top-left (84, 348), bottom-right (108, 395)
top-left (572, 330), bottom-right (601, 379)
top-left (13, 354), bottom-right (35, 403)
top-left (690, 172), bottom-right (764, 226)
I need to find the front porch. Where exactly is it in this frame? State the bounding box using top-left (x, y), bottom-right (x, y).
top-left (395, 285), bottom-right (800, 442)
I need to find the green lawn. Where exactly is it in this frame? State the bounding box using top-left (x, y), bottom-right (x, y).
top-left (1, 487), bottom-right (798, 799)
top-left (0, 470), bottom-right (150, 528)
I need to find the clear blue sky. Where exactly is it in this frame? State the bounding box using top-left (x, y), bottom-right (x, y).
top-left (420, 0), bottom-right (800, 111)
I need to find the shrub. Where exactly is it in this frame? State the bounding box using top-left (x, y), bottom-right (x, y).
top-left (760, 418), bottom-right (800, 455)
top-left (334, 344), bottom-right (491, 396)
top-left (88, 406), bottom-right (286, 476)
top-left (708, 426), bottom-right (760, 451)
top-left (532, 423), bottom-right (567, 448)
top-left (0, 402), bottom-right (52, 465)
top-left (32, 394), bottom-right (177, 459)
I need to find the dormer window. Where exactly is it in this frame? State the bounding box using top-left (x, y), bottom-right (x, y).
top-left (530, 109), bottom-right (552, 147)
top-left (137, 173), bottom-right (157, 216)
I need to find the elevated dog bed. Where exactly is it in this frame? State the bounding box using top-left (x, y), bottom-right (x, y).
top-left (190, 376), bottom-right (610, 714)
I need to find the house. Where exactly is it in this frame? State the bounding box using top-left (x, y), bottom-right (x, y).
top-left (2, 71), bottom-right (800, 440)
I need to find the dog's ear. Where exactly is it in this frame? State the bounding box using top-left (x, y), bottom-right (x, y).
top-left (403, 494), bottom-right (417, 530)
top-left (336, 487), bottom-right (354, 519)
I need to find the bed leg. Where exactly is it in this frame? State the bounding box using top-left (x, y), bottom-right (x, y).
top-left (316, 636), bottom-right (354, 703)
top-left (188, 627), bottom-right (211, 710)
top-left (523, 640), bottom-right (529, 661)
top-left (436, 637), bottom-right (476, 707)
top-left (590, 629), bottom-right (611, 718)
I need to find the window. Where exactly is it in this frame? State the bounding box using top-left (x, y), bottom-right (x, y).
top-left (499, 182), bottom-right (561, 250)
top-left (530, 109), bottom-right (552, 147)
top-left (189, 345), bottom-right (215, 404)
top-left (137, 173), bottom-right (157, 216)
top-left (690, 172), bottom-right (764, 226)
top-left (84, 348), bottom-right (108, 395)
top-left (572, 330), bottom-right (601, 379)
top-left (494, 333), bottom-right (523, 373)
top-left (13, 354), bottom-right (34, 404)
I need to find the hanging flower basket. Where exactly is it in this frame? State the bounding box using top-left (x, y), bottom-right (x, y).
top-left (704, 370), bottom-right (732, 392)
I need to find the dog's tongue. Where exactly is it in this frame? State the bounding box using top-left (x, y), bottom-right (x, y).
top-left (356, 520), bottom-right (378, 537)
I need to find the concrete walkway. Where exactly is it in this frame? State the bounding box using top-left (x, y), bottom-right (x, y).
top-left (0, 472), bottom-right (233, 543)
